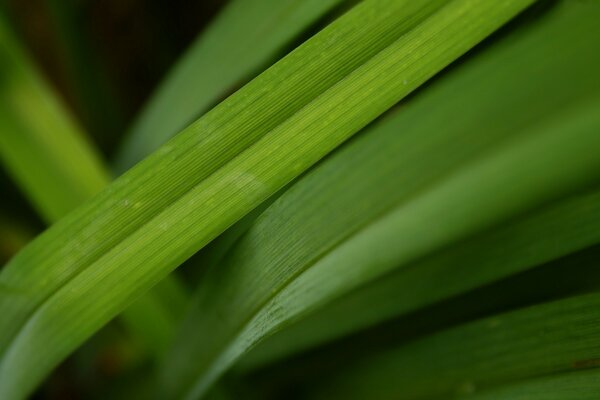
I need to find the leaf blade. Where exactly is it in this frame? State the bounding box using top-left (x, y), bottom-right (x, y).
top-left (314, 292), bottom-right (600, 399)
top-left (0, 0), bottom-right (536, 397)
top-left (114, 0), bottom-right (348, 171)
top-left (164, 0), bottom-right (600, 396)
top-left (0, 13), bottom-right (186, 359)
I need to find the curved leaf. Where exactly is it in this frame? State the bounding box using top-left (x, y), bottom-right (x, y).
top-left (158, 3), bottom-right (600, 399)
top-left (0, 0), bottom-right (525, 397)
top-left (198, 0), bottom-right (600, 372)
top-left (240, 186), bottom-right (600, 369)
top-left (0, 12), bottom-right (189, 358)
top-left (166, 97), bottom-right (600, 398)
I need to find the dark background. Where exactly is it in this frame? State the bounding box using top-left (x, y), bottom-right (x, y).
top-left (4, 0), bottom-right (226, 155)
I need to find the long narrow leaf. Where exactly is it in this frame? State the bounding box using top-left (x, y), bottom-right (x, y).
top-left (166, 97), bottom-right (600, 398)
top-left (0, 0), bottom-right (532, 397)
top-left (165, 0), bottom-right (600, 393)
top-left (0, 15), bottom-right (109, 223)
top-left (313, 292), bottom-right (600, 399)
top-left (0, 14), bottom-right (186, 358)
top-left (114, 0), bottom-right (347, 171)
top-left (468, 369), bottom-right (600, 400)
top-left (240, 186), bottom-right (600, 369)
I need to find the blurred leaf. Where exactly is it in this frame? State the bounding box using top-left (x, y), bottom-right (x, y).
top-left (314, 292), bottom-right (600, 399)
top-left (0, 13), bottom-right (186, 359)
top-left (114, 0), bottom-right (348, 171)
top-left (467, 369), bottom-right (600, 400)
top-left (0, 0), bottom-right (527, 397)
top-left (208, 0), bottom-right (600, 372)
top-left (166, 98), bottom-right (600, 398)
top-left (0, 13), bottom-right (109, 223)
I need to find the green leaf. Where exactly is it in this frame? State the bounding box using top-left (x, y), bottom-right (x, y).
top-left (0, 14), bottom-right (109, 223)
top-left (313, 292), bottom-right (600, 399)
top-left (241, 1), bottom-right (600, 364)
top-left (468, 369), bottom-right (600, 400)
top-left (0, 13), bottom-right (186, 359)
top-left (0, 0), bottom-right (531, 397)
top-left (113, 0), bottom-right (347, 171)
top-left (237, 244), bottom-right (600, 397)
top-left (240, 187), bottom-right (600, 370)
top-left (163, 0), bottom-right (600, 396)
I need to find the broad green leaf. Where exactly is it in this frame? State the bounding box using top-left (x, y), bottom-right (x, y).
top-left (0, 0), bottom-right (530, 397)
top-left (164, 0), bottom-right (600, 393)
top-left (0, 14), bottom-right (185, 358)
top-left (313, 292), bottom-right (600, 399)
top-left (114, 0), bottom-right (347, 171)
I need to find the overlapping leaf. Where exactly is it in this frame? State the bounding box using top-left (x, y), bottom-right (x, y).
top-left (0, 13), bottom-right (187, 357)
top-left (0, 0), bottom-right (531, 397)
top-left (114, 0), bottom-right (348, 171)
top-left (164, 1), bottom-right (600, 397)
top-left (240, 186), bottom-right (600, 369)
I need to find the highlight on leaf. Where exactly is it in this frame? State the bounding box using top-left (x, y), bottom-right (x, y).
top-left (1, 0), bottom-right (599, 399)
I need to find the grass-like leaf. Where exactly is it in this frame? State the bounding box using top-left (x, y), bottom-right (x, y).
top-left (0, 14), bottom-right (186, 358)
top-left (468, 369), bottom-right (600, 400)
top-left (163, 0), bottom-right (600, 395)
top-left (313, 292), bottom-right (600, 399)
top-left (0, 14), bottom-right (109, 223)
top-left (165, 97), bottom-right (600, 398)
top-left (114, 0), bottom-right (347, 171)
top-left (240, 186), bottom-right (600, 369)
top-left (0, 0), bottom-right (534, 397)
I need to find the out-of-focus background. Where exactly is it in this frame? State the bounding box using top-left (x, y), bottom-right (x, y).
top-left (4, 0), bottom-right (223, 155)
top-left (2, 2), bottom-right (224, 398)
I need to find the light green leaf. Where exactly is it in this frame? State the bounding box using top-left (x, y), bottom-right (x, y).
top-left (114, 0), bottom-right (347, 171)
top-left (158, 2), bottom-right (600, 399)
top-left (0, 13), bottom-right (186, 358)
top-left (314, 292), bottom-right (600, 399)
top-left (166, 98), bottom-right (600, 399)
top-left (204, 0), bottom-right (600, 372)
top-left (0, 14), bottom-right (109, 223)
top-left (0, 0), bottom-right (529, 397)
